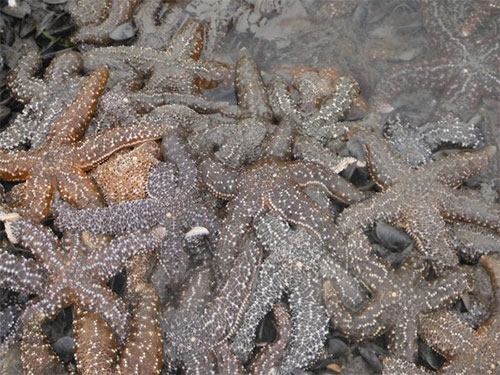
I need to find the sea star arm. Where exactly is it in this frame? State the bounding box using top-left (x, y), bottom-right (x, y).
top-left (235, 50), bottom-right (273, 122)
top-left (0, 150), bottom-right (34, 180)
top-left (73, 309), bottom-right (117, 375)
top-left (85, 227), bottom-right (165, 280)
top-left (165, 17), bottom-right (204, 60)
top-left (157, 229), bottom-right (191, 288)
top-left (404, 205), bottom-right (459, 269)
top-left (117, 283), bottom-right (163, 374)
top-left (215, 341), bottom-right (246, 375)
top-left (7, 50), bottom-right (45, 103)
top-left (202, 235), bottom-right (262, 344)
top-left (262, 117), bottom-right (295, 160)
top-left (9, 221), bottom-right (58, 266)
top-left (387, 316), bottom-right (418, 361)
top-left (144, 162), bottom-right (177, 201)
top-left (337, 188), bottom-right (403, 234)
top-left (54, 198), bottom-right (163, 235)
top-left (293, 136), bottom-right (357, 173)
top-left (421, 0), bottom-right (468, 56)
top-left (421, 270), bottom-right (473, 310)
top-left (200, 159), bottom-right (240, 199)
top-left (288, 161), bottom-right (365, 204)
top-left (419, 146), bottom-right (496, 188)
top-left (231, 263), bottom-right (284, 361)
top-left (185, 202), bottom-right (219, 238)
top-left (248, 302), bottom-right (292, 375)
top-left (77, 282), bottom-right (130, 341)
top-left (132, 91), bottom-right (241, 117)
top-left (372, 57), bottom-right (458, 112)
top-left (161, 130), bottom-right (200, 195)
top-left (381, 357), bottom-right (430, 375)
top-left (450, 223), bottom-right (500, 262)
top-left (191, 60), bottom-right (233, 90)
top-left (56, 167), bottom-right (104, 209)
top-left (21, 316), bottom-right (66, 375)
top-left (279, 277), bottom-right (328, 373)
top-left (417, 309), bottom-right (479, 359)
top-left (268, 76), bottom-right (300, 123)
top-left (0, 305), bottom-right (21, 343)
top-left (319, 254), bottom-right (367, 309)
top-left (74, 123), bottom-right (164, 170)
top-left (300, 75), bottom-right (359, 141)
top-left (213, 195), bottom-right (262, 276)
top-left (18, 175), bottom-right (55, 222)
top-left (71, 0), bottom-right (141, 44)
top-left (350, 131), bottom-right (408, 188)
top-left (442, 190), bottom-right (500, 233)
top-left (0, 250), bottom-right (47, 294)
top-left (323, 279), bottom-right (386, 339)
top-left (479, 254), bottom-right (500, 330)
top-left (48, 66), bottom-right (109, 146)
top-left (43, 51), bottom-right (83, 84)
top-left (269, 187), bottom-right (340, 245)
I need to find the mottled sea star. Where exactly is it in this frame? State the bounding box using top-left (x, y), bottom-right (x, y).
top-left (0, 220), bottom-right (165, 357)
top-left (372, 0), bottom-right (499, 118)
top-left (338, 130), bottom-right (499, 270)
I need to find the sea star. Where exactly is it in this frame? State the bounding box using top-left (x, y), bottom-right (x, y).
top-left (90, 141), bottom-right (160, 204)
top-left (0, 220), bottom-right (165, 357)
top-left (70, 0), bottom-right (142, 44)
top-left (163, 231), bottom-right (261, 374)
top-left (184, 0), bottom-right (283, 56)
top-left (324, 232), bottom-right (473, 361)
top-left (133, 0), bottom-right (187, 49)
top-left (338, 130), bottom-right (500, 270)
top-left (372, 0), bottom-right (499, 118)
top-left (460, 0), bottom-right (500, 37)
top-left (267, 70), bottom-right (363, 173)
top-left (202, 156), bottom-right (365, 277)
top-left (2, 50), bottom-right (84, 150)
top-left (269, 71), bottom-right (360, 144)
top-left (450, 223), bottom-right (500, 263)
top-left (82, 18), bottom-right (232, 90)
top-left (83, 18), bottom-right (236, 130)
top-left (187, 50), bottom-right (272, 168)
top-left (20, 315), bottom-right (68, 375)
top-left (383, 111), bottom-right (483, 166)
top-left (382, 254), bottom-right (500, 374)
top-left (54, 130), bottom-right (219, 289)
top-left (231, 212), bottom-right (329, 373)
top-left (0, 66), bottom-right (164, 222)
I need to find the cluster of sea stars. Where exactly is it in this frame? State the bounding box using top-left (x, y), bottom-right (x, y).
top-left (0, 3), bottom-right (498, 375)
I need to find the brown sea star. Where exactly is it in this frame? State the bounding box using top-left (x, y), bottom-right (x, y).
top-left (338, 130), bottom-right (500, 270)
top-left (0, 220), bottom-right (165, 357)
top-left (372, 0), bottom-right (499, 118)
top-left (0, 66), bottom-right (164, 222)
